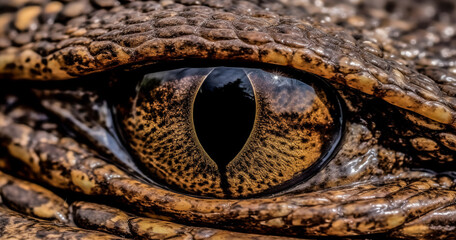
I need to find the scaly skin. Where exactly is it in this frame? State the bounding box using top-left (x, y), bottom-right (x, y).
top-left (0, 0), bottom-right (456, 239)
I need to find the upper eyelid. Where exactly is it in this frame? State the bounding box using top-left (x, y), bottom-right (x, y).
top-left (0, 3), bottom-right (452, 127)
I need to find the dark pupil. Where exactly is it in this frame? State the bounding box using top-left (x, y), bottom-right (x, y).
top-left (193, 68), bottom-right (256, 172)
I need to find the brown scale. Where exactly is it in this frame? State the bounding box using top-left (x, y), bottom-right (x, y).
top-left (0, 169), bottom-right (299, 239)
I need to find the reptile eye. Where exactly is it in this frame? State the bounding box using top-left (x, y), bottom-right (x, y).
top-left (114, 67), bottom-right (343, 198)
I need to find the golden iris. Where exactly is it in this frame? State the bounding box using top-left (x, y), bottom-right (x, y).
top-left (117, 67), bottom-right (343, 198)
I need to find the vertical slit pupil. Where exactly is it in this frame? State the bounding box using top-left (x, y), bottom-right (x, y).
top-left (193, 68), bottom-right (256, 172)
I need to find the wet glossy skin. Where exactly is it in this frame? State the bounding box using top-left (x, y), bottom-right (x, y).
top-left (1, 0), bottom-right (456, 239)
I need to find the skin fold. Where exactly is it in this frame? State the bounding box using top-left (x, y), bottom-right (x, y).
top-left (0, 0), bottom-right (456, 239)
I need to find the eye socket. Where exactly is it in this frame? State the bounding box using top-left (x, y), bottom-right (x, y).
top-left (114, 66), bottom-right (344, 198)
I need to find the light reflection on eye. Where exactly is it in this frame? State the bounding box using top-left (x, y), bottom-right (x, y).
top-left (115, 67), bottom-right (344, 198)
